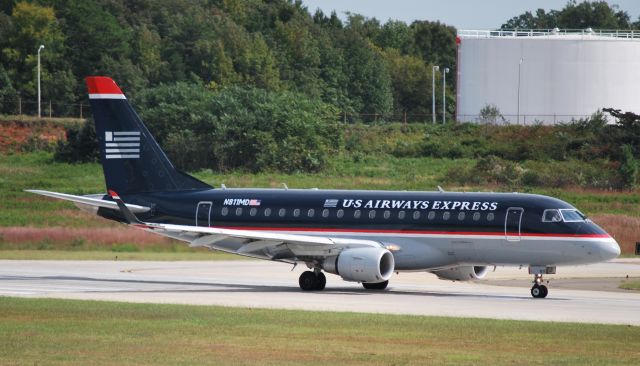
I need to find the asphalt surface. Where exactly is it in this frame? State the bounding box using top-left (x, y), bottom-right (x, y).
top-left (1, 259), bottom-right (639, 325)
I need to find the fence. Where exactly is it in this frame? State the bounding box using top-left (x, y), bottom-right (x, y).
top-left (1, 98), bottom-right (88, 119)
top-left (339, 112), bottom-right (596, 125)
top-left (455, 114), bottom-right (597, 125)
top-left (0, 98), bottom-right (599, 125)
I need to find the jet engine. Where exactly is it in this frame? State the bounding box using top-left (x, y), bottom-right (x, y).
top-left (432, 266), bottom-right (489, 281)
top-left (323, 247), bottom-right (395, 283)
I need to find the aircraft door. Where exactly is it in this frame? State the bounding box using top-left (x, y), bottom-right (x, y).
top-left (196, 201), bottom-right (212, 227)
top-left (505, 207), bottom-right (523, 242)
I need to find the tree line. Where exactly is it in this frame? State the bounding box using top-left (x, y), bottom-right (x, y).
top-left (0, 0), bottom-right (458, 120)
top-left (2, 0), bottom-right (639, 174)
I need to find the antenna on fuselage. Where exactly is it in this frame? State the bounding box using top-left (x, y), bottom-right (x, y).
top-left (220, 184), bottom-right (227, 189)
top-left (437, 185), bottom-right (445, 192)
top-left (282, 183), bottom-right (289, 190)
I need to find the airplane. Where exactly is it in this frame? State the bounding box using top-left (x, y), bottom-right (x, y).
top-left (28, 76), bottom-right (621, 298)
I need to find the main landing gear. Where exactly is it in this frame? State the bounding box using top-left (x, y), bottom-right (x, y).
top-left (297, 271), bottom-right (389, 291)
top-left (530, 274), bottom-right (548, 298)
top-left (299, 270), bottom-right (326, 291)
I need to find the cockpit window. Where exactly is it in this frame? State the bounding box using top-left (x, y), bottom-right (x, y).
top-left (542, 209), bottom-right (562, 222)
top-left (560, 209), bottom-right (586, 222)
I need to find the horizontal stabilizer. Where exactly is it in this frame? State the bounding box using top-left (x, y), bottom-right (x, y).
top-left (25, 189), bottom-right (151, 213)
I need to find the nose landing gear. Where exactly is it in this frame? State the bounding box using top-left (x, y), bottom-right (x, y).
top-left (530, 274), bottom-right (548, 298)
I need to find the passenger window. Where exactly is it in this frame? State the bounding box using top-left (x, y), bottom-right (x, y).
top-left (322, 209), bottom-right (329, 218)
top-left (487, 213), bottom-right (494, 221)
top-left (354, 210), bottom-right (361, 219)
top-left (278, 208), bottom-right (286, 217)
top-left (250, 208), bottom-right (257, 216)
top-left (443, 212), bottom-right (450, 220)
top-left (337, 209), bottom-right (344, 218)
top-left (413, 211), bottom-right (420, 220)
top-left (221, 207), bottom-right (229, 216)
top-left (369, 210), bottom-right (376, 219)
top-left (428, 211), bottom-right (435, 220)
top-left (473, 212), bottom-right (480, 221)
top-left (383, 210), bottom-right (391, 219)
top-left (308, 209), bottom-right (315, 218)
top-left (458, 212), bottom-right (465, 221)
top-left (398, 211), bottom-right (406, 219)
top-left (293, 209), bottom-right (300, 217)
top-left (542, 209), bottom-right (562, 222)
top-left (235, 207), bottom-right (242, 216)
top-left (264, 208), bottom-right (271, 217)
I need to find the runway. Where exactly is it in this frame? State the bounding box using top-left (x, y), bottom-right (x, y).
top-left (1, 259), bottom-right (639, 325)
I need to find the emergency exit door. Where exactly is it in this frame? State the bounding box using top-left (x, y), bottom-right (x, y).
top-left (196, 201), bottom-right (212, 227)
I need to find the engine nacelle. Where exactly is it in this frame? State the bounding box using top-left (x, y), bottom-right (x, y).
top-left (323, 247), bottom-right (395, 283)
top-left (432, 266), bottom-right (489, 281)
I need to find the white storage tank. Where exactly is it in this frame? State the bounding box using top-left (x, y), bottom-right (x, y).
top-left (456, 29), bottom-right (640, 124)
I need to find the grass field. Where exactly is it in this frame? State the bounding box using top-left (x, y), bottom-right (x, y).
top-left (619, 279), bottom-right (640, 291)
top-left (2, 151), bottom-right (640, 254)
top-left (0, 297), bottom-right (638, 365)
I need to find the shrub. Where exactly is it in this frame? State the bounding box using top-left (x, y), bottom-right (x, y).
top-left (54, 119), bottom-right (99, 163)
top-left (619, 144), bottom-right (638, 188)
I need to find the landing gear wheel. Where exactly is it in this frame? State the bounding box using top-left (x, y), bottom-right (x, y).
top-left (314, 272), bottom-right (326, 291)
top-left (539, 284), bottom-right (548, 298)
top-left (299, 271), bottom-right (317, 291)
top-left (362, 280), bottom-right (389, 290)
top-left (531, 284), bottom-right (542, 298)
top-left (299, 271), bottom-right (326, 291)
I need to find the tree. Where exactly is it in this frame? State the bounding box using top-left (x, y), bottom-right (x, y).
top-left (339, 30), bottom-right (393, 116)
top-left (479, 104), bottom-right (505, 124)
top-left (501, 1), bottom-right (633, 30)
top-left (375, 20), bottom-right (415, 54)
top-left (410, 20), bottom-right (457, 72)
top-left (619, 144), bottom-right (637, 188)
top-left (133, 83), bottom-right (337, 173)
top-left (501, 9), bottom-right (559, 29)
top-left (382, 49), bottom-right (430, 117)
top-left (1, 1), bottom-right (66, 103)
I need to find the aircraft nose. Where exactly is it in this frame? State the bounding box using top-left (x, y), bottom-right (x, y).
top-left (599, 239), bottom-right (621, 261)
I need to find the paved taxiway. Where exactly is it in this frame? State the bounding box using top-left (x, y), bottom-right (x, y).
top-left (1, 259), bottom-right (639, 325)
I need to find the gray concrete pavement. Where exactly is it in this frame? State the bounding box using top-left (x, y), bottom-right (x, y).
top-left (0, 259), bottom-right (639, 326)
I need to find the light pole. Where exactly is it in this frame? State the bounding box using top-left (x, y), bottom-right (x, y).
top-left (432, 65), bottom-right (439, 123)
top-left (517, 57), bottom-right (523, 124)
top-left (442, 67), bottom-right (449, 124)
top-left (37, 44), bottom-right (45, 119)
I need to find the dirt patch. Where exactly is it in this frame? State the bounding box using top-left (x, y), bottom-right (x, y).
top-left (591, 214), bottom-right (640, 254)
top-left (0, 226), bottom-right (174, 248)
top-left (0, 120), bottom-right (66, 152)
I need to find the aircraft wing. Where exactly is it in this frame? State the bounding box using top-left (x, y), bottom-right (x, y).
top-left (138, 221), bottom-right (381, 259)
top-left (106, 191), bottom-right (383, 261)
top-left (25, 189), bottom-right (151, 213)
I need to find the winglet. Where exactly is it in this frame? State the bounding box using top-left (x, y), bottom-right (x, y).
top-left (109, 190), bottom-right (142, 224)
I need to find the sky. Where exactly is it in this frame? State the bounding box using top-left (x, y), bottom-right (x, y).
top-left (300, 0), bottom-right (640, 29)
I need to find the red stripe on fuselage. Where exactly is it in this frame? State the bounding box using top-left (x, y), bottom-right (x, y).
top-left (211, 226), bottom-right (610, 238)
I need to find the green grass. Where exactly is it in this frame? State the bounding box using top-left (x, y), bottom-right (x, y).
top-left (0, 297), bottom-right (638, 365)
top-left (0, 152), bottom-right (105, 227)
top-left (619, 279), bottom-right (640, 291)
top-left (3, 152), bottom-right (639, 228)
top-left (0, 250), bottom-right (244, 261)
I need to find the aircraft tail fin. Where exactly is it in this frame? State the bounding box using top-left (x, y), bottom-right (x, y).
top-left (86, 77), bottom-right (211, 194)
